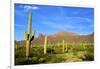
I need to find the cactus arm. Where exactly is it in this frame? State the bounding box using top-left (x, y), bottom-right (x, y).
top-left (30, 35), bottom-right (34, 42)
top-left (24, 32), bottom-right (27, 40)
top-left (30, 30), bottom-right (35, 41)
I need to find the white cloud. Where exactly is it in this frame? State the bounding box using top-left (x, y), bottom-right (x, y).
top-left (24, 5), bottom-right (39, 10)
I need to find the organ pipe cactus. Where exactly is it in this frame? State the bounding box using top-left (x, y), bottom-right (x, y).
top-left (24, 11), bottom-right (35, 59)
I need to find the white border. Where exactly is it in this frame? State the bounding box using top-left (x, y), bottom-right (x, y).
top-left (14, 0), bottom-right (95, 8)
top-left (11, 0), bottom-right (95, 69)
top-left (11, 0), bottom-right (14, 69)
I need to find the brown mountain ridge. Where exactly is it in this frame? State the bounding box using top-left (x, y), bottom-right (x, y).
top-left (15, 32), bottom-right (94, 46)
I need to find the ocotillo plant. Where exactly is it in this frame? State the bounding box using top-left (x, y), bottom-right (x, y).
top-left (44, 36), bottom-right (47, 54)
top-left (24, 11), bottom-right (35, 59)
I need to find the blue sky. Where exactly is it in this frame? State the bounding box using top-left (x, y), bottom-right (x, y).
top-left (14, 4), bottom-right (94, 41)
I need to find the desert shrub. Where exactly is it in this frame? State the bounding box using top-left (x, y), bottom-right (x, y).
top-left (53, 48), bottom-right (63, 54)
top-left (47, 48), bottom-right (54, 54)
top-left (29, 47), bottom-right (43, 57)
top-left (85, 46), bottom-right (94, 52)
top-left (72, 45), bottom-right (85, 52)
top-left (44, 54), bottom-right (65, 63)
top-left (15, 57), bottom-right (40, 65)
top-left (76, 51), bottom-right (94, 61)
top-left (76, 51), bottom-right (87, 60)
top-left (15, 47), bottom-right (26, 58)
top-left (15, 57), bottom-right (27, 65)
top-left (83, 51), bottom-right (94, 61)
top-left (27, 57), bottom-right (39, 64)
top-left (39, 58), bottom-right (46, 63)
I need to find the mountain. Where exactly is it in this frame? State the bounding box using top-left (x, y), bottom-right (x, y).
top-left (15, 32), bottom-right (94, 46)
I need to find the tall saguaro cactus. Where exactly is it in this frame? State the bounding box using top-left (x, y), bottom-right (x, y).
top-left (44, 36), bottom-right (47, 54)
top-left (24, 11), bottom-right (35, 59)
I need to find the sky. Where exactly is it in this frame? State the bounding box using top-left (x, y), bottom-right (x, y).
top-left (14, 3), bottom-right (94, 41)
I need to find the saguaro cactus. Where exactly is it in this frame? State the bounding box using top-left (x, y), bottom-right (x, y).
top-left (57, 42), bottom-right (60, 47)
top-left (66, 42), bottom-right (67, 52)
top-left (24, 11), bottom-right (35, 59)
top-left (62, 40), bottom-right (65, 53)
top-left (44, 36), bottom-right (47, 54)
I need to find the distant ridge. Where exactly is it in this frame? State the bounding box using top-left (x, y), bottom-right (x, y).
top-left (15, 32), bottom-right (94, 46)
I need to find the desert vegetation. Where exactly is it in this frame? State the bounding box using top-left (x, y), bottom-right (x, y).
top-left (15, 42), bottom-right (94, 65)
